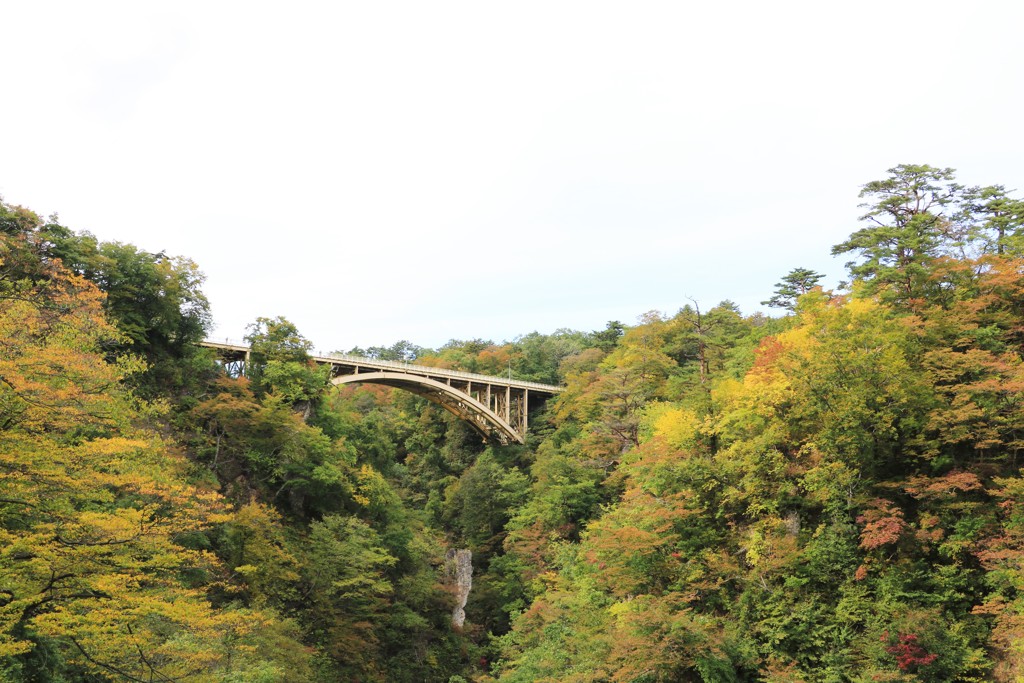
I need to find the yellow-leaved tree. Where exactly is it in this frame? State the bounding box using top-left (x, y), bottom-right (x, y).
top-left (0, 239), bottom-right (309, 680)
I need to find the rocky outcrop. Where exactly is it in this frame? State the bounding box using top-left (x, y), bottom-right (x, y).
top-left (445, 548), bottom-right (473, 628)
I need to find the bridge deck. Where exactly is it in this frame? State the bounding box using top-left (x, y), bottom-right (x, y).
top-left (200, 341), bottom-right (562, 395)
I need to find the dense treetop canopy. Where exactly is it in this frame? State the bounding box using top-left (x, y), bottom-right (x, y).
top-left (4, 165), bottom-right (1024, 681)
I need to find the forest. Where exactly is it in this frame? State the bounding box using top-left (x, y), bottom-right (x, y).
top-left (2, 163), bottom-right (1024, 681)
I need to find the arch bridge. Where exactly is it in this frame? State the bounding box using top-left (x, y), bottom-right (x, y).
top-left (200, 341), bottom-right (562, 445)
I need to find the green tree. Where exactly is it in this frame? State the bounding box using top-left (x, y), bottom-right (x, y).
top-left (665, 300), bottom-right (751, 386)
top-left (191, 377), bottom-right (347, 515)
top-left (244, 316), bottom-right (328, 406)
top-left (510, 329), bottom-right (591, 385)
top-left (957, 184), bottom-right (1024, 257)
top-left (245, 316), bottom-right (314, 365)
top-left (832, 164), bottom-right (963, 305)
top-left (761, 267), bottom-right (824, 311)
top-left (363, 339), bottom-right (423, 361)
top-left (591, 320), bottom-right (626, 352)
top-left (444, 452), bottom-right (529, 552)
top-left (45, 227), bottom-right (213, 393)
top-left (304, 515), bottom-right (397, 681)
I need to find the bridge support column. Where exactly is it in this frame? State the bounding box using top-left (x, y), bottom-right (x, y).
top-left (523, 389), bottom-right (529, 434)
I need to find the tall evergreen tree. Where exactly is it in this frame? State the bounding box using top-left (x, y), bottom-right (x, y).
top-left (762, 267), bottom-right (824, 311)
top-left (832, 163), bottom-right (962, 306)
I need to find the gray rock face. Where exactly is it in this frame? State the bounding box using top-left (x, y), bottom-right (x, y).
top-left (445, 548), bottom-right (473, 628)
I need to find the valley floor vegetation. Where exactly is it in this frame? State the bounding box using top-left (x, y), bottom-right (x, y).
top-left (3, 164), bottom-right (1024, 681)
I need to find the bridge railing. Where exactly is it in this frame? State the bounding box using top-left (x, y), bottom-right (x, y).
top-left (315, 351), bottom-right (562, 393)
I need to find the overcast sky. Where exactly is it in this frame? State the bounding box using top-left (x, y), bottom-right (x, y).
top-left (4, 1), bottom-right (1023, 351)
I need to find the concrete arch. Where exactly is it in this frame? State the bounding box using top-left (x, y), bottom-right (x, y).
top-left (331, 371), bottom-right (523, 444)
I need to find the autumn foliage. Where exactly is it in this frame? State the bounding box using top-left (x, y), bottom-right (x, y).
top-left (0, 213), bottom-right (307, 679)
top-left (7, 164), bottom-right (1024, 681)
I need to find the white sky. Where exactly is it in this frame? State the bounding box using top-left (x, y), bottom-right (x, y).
top-left (4, 1), bottom-right (1023, 351)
